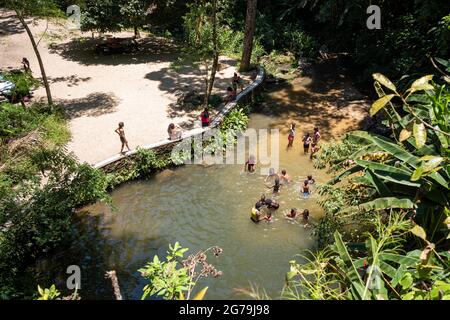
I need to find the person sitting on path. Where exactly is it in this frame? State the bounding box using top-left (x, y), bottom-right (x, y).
top-left (225, 86), bottom-right (237, 103)
top-left (168, 123), bottom-right (182, 140)
top-left (115, 122), bottom-right (131, 155)
top-left (232, 72), bottom-right (244, 92)
top-left (200, 107), bottom-right (210, 128)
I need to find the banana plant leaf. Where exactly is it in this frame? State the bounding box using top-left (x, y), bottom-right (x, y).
top-left (358, 197), bottom-right (415, 211)
top-left (332, 231), bottom-right (367, 299)
top-left (365, 169), bottom-right (391, 196)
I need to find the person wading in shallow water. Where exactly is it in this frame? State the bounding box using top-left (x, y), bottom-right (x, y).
top-left (302, 132), bottom-right (312, 154)
top-left (115, 122), bottom-right (131, 154)
top-left (287, 123), bottom-right (296, 148)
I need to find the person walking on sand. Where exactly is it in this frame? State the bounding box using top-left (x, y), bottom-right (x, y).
top-left (22, 57), bottom-right (30, 73)
top-left (302, 133), bottom-right (312, 154)
top-left (287, 123), bottom-right (296, 148)
top-left (115, 122), bottom-right (131, 154)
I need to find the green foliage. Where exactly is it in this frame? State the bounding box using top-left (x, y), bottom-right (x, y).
top-left (139, 242), bottom-right (222, 300)
top-left (36, 285), bottom-right (60, 300)
top-left (135, 148), bottom-right (172, 177)
top-left (139, 242), bottom-right (191, 300)
top-left (3, 71), bottom-right (40, 101)
top-left (0, 102), bottom-right (70, 146)
top-left (0, 120), bottom-right (109, 298)
top-left (314, 72), bottom-right (450, 248)
top-left (284, 213), bottom-right (450, 300)
top-left (220, 107), bottom-right (249, 134)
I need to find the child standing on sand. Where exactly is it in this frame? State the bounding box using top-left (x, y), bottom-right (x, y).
top-left (115, 122), bottom-right (131, 155)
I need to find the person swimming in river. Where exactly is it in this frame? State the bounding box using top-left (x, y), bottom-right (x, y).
top-left (245, 154), bottom-right (256, 172)
top-left (255, 194), bottom-right (267, 210)
top-left (284, 208), bottom-right (309, 221)
top-left (307, 175), bottom-right (315, 185)
top-left (267, 177), bottom-right (281, 194)
top-left (251, 207), bottom-right (272, 222)
top-left (302, 180), bottom-right (311, 198)
top-left (265, 168), bottom-right (278, 182)
top-left (301, 209), bottom-right (310, 226)
top-left (285, 208), bottom-right (299, 219)
top-left (251, 195), bottom-right (276, 223)
top-left (279, 170), bottom-right (290, 185)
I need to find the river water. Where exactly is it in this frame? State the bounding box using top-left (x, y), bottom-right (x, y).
top-left (37, 74), bottom-right (365, 299)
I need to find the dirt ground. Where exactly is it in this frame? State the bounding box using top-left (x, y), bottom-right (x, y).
top-left (0, 9), bottom-right (251, 164)
top-left (1, 9), bottom-right (369, 165)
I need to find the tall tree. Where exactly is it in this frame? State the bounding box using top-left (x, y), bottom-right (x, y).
top-left (240, 0), bottom-right (257, 72)
top-left (205, 0), bottom-right (218, 106)
top-left (3, 0), bottom-right (57, 105)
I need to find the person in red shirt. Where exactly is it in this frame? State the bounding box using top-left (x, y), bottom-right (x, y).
top-left (201, 107), bottom-right (210, 127)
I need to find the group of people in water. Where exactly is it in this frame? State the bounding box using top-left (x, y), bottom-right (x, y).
top-left (288, 124), bottom-right (321, 159)
top-left (250, 193), bottom-right (311, 227)
top-left (248, 124), bottom-right (323, 227)
top-left (248, 164), bottom-right (316, 227)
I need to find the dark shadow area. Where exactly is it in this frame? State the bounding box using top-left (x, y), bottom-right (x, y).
top-left (56, 92), bottom-right (119, 119)
top-left (144, 59), bottom-right (251, 129)
top-left (48, 36), bottom-right (179, 66)
top-left (33, 212), bottom-right (116, 299)
top-left (256, 57), bottom-right (370, 139)
top-left (47, 75), bottom-right (92, 87)
top-left (0, 11), bottom-right (24, 37)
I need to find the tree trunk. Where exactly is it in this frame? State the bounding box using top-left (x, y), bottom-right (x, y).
top-left (134, 25), bottom-right (140, 38)
top-left (240, 0), bottom-right (257, 72)
top-left (206, 0), bottom-right (218, 105)
top-left (203, 60), bottom-right (210, 107)
top-left (17, 12), bottom-right (53, 105)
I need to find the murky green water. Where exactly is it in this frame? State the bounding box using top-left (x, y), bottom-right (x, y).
top-left (37, 84), bottom-right (337, 300)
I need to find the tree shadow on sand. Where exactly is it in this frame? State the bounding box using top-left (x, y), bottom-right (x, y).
top-left (55, 92), bottom-right (120, 119)
top-left (144, 57), bottom-right (251, 129)
top-left (48, 36), bottom-right (178, 66)
top-left (0, 10), bottom-right (24, 37)
top-left (258, 58), bottom-right (370, 139)
top-left (47, 75), bottom-right (92, 87)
